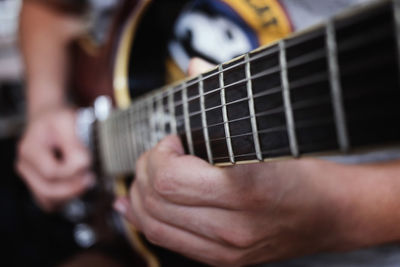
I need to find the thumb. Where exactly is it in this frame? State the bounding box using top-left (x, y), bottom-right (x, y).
top-left (187, 57), bottom-right (215, 77)
top-left (53, 110), bottom-right (91, 175)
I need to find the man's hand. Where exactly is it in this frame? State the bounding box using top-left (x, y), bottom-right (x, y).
top-left (114, 137), bottom-right (347, 266)
top-left (17, 108), bottom-right (94, 212)
top-left (113, 58), bottom-right (400, 266)
top-left (114, 136), bottom-right (400, 266)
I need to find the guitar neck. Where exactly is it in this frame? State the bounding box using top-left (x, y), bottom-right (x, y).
top-left (97, 0), bottom-right (400, 176)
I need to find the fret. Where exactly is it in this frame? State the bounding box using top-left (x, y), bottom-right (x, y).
top-left (168, 89), bottom-right (177, 134)
top-left (127, 108), bottom-right (137, 169)
top-left (219, 64), bottom-right (235, 164)
top-left (120, 112), bottom-right (127, 172)
top-left (182, 82), bottom-right (195, 155)
top-left (154, 92), bottom-right (165, 143)
top-left (158, 94), bottom-right (166, 139)
top-left (245, 53), bottom-right (262, 161)
top-left (108, 119), bottom-right (116, 174)
top-left (133, 105), bottom-right (140, 160)
top-left (100, 119), bottom-right (111, 175)
top-left (279, 40), bottom-right (299, 157)
top-left (147, 96), bottom-right (155, 148)
top-left (114, 114), bottom-right (123, 173)
top-left (326, 20), bottom-right (350, 152)
top-left (122, 112), bottom-right (131, 172)
top-left (133, 103), bottom-right (142, 159)
top-left (198, 74), bottom-right (213, 164)
top-left (127, 106), bottom-right (137, 165)
top-left (139, 100), bottom-right (148, 153)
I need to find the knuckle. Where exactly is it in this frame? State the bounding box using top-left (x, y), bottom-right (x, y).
top-left (153, 168), bottom-right (176, 196)
top-left (143, 223), bottom-right (163, 245)
top-left (217, 226), bottom-right (257, 249)
top-left (142, 194), bottom-right (157, 213)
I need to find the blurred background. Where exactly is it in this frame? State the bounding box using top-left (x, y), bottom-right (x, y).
top-left (0, 1), bottom-right (80, 266)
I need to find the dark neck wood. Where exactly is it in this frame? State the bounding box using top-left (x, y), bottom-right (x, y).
top-left (96, 0), bottom-right (400, 176)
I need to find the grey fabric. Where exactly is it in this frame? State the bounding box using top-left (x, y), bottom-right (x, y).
top-left (280, 0), bottom-right (371, 30)
top-left (259, 245), bottom-right (400, 267)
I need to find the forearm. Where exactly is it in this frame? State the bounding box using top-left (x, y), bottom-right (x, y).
top-left (311, 159), bottom-right (400, 251)
top-left (19, 1), bottom-right (85, 118)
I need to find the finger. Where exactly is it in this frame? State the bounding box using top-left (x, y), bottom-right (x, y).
top-left (18, 133), bottom-right (62, 180)
top-left (116, 185), bottom-right (246, 266)
top-left (51, 111), bottom-right (91, 177)
top-left (141, 135), bottom-right (244, 208)
top-left (17, 160), bottom-right (94, 210)
top-left (187, 57), bottom-right (215, 76)
top-left (113, 196), bottom-right (139, 227)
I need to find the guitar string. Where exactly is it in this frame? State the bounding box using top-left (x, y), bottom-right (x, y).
top-left (128, 24), bottom-right (390, 110)
top-left (177, 86), bottom-right (330, 122)
top-left (104, 28), bottom-right (392, 166)
top-left (189, 116), bottom-right (334, 146)
top-left (172, 50), bottom-right (326, 108)
top-left (107, 86), bottom-right (383, 167)
top-left (113, 69), bottom-right (328, 126)
top-left (209, 139), bottom-right (337, 161)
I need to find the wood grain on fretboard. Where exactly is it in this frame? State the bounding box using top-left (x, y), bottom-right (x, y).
top-left (98, 0), bottom-right (400, 176)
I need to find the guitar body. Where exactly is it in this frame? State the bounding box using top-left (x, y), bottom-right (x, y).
top-left (112, 1), bottom-right (210, 266)
top-left (71, 0), bottom-right (400, 266)
top-left (72, 1), bottom-right (208, 266)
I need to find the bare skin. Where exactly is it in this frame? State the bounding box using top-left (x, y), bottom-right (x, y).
top-left (17, 2), bottom-right (400, 265)
top-left (16, 1), bottom-right (92, 211)
top-left (113, 60), bottom-right (400, 266)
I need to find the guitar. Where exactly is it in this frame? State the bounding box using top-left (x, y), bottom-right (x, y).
top-left (72, 0), bottom-right (400, 266)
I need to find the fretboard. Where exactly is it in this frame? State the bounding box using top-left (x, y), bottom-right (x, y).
top-left (97, 0), bottom-right (400, 176)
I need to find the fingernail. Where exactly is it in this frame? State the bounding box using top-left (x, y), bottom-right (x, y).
top-left (113, 198), bottom-right (127, 215)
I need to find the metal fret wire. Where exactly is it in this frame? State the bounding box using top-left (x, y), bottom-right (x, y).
top-left (279, 40), bottom-right (299, 157)
top-left (326, 20), bottom-right (350, 152)
top-left (168, 89), bottom-right (177, 134)
top-left (182, 82), bottom-right (195, 155)
top-left (133, 103), bottom-right (142, 160)
top-left (219, 64), bottom-right (235, 163)
top-left (157, 94), bottom-right (166, 140)
top-left (104, 24), bottom-right (347, 166)
top-left (126, 20), bottom-right (380, 113)
top-left (191, 116), bottom-right (333, 146)
top-left (172, 49), bottom-right (328, 109)
top-left (199, 74), bottom-right (214, 164)
top-left (172, 71), bottom-right (328, 122)
top-left (147, 97), bottom-right (155, 148)
top-left (126, 109), bottom-right (135, 170)
top-left (105, 80), bottom-right (333, 167)
top-left (245, 53), bottom-right (262, 161)
top-left (140, 100), bottom-right (148, 152)
top-left (115, 116), bottom-right (123, 173)
top-left (127, 107), bottom-right (136, 169)
top-left (105, 70), bottom-right (330, 167)
top-left (176, 94), bottom-right (331, 140)
top-left (122, 112), bottom-right (129, 172)
top-left (101, 120), bottom-right (111, 174)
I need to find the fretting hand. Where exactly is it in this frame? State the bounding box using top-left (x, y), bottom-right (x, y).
top-left (113, 58), bottom-right (400, 266)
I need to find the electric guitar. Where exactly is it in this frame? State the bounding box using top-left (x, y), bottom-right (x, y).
top-left (72, 0), bottom-right (400, 266)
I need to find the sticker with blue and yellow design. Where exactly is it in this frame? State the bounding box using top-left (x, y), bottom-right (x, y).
top-left (168, 0), bottom-right (293, 75)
